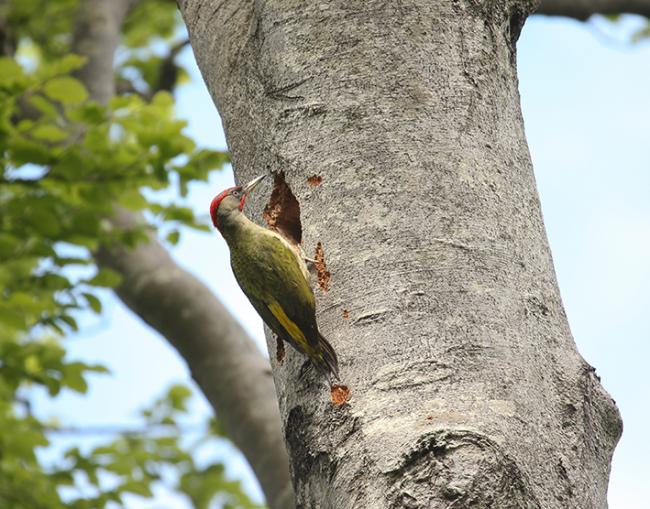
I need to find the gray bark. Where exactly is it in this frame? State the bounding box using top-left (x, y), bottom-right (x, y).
top-left (537, 0), bottom-right (650, 19)
top-left (180, 0), bottom-right (622, 507)
top-left (71, 2), bottom-right (294, 508)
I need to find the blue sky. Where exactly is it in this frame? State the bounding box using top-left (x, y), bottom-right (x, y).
top-left (34, 14), bottom-right (650, 509)
top-left (520, 15), bottom-right (650, 509)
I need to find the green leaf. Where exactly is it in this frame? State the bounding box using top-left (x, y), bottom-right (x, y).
top-left (151, 90), bottom-right (174, 108)
top-left (45, 377), bottom-right (63, 396)
top-left (48, 319), bottom-right (66, 336)
top-left (118, 189), bottom-right (148, 210)
top-left (162, 205), bottom-right (194, 223)
top-left (43, 76), bottom-right (88, 104)
top-left (32, 124), bottom-right (68, 142)
top-left (0, 233), bottom-right (20, 256)
top-left (87, 363), bottom-right (110, 375)
top-left (25, 203), bottom-right (61, 236)
top-left (122, 0), bottom-right (178, 47)
top-left (120, 481), bottom-right (153, 498)
top-left (0, 57), bottom-right (25, 85)
top-left (28, 95), bottom-right (59, 117)
top-left (82, 293), bottom-right (102, 313)
top-left (86, 268), bottom-right (122, 288)
top-left (53, 256), bottom-right (90, 266)
top-left (57, 314), bottom-right (78, 332)
top-left (67, 101), bottom-right (106, 124)
top-left (24, 355), bottom-right (42, 375)
top-left (9, 136), bottom-right (57, 165)
top-left (48, 54), bottom-right (87, 75)
top-left (165, 230), bottom-right (180, 245)
top-left (193, 222), bottom-right (211, 233)
top-left (186, 149), bottom-right (230, 175)
top-left (109, 93), bottom-right (143, 111)
top-left (167, 384), bottom-right (192, 411)
top-left (61, 362), bottom-right (89, 393)
top-left (40, 273), bottom-right (71, 290)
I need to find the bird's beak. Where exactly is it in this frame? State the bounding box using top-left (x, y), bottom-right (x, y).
top-left (242, 174), bottom-right (266, 196)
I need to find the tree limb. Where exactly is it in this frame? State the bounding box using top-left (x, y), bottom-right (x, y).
top-left (155, 38), bottom-right (191, 95)
top-left (536, 0), bottom-right (650, 19)
top-left (116, 38), bottom-right (190, 100)
top-left (0, 0), bottom-right (16, 57)
top-left (69, 1), bottom-right (294, 508)
top-left (71, 0), bottom-right (139, 105)
top-left (43, 422), bottom-right (207, 436)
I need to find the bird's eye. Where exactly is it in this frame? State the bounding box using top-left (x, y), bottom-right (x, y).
top-left (232, 190), bottom-right (241, 198)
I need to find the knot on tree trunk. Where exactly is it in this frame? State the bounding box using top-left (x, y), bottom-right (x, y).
top-left (386, 430), bottom-right (542, 509)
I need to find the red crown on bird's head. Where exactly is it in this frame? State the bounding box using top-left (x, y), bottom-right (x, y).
top-left (210, 174), bottom-right (266, 230)
top-left (210, 186), bottom-right (245, 229)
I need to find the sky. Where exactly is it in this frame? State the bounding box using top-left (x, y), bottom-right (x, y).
top-left (519, 15), bottom-right (650, 509)
top-left (34, 13), bottom-right (650, 509)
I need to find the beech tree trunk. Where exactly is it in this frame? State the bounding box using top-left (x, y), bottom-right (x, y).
top-left (180, 0), bottom-right (622, 507)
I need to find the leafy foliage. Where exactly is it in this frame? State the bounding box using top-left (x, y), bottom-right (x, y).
top-left (49, 385), bottom-right (261, 509)
top-left (0, 52), bottom-right (224, 338)
top-left (0, 0), bottom-right (250, 507)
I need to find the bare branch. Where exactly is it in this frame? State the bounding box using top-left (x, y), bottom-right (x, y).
top-left (117, 39), bottom-right (191, 100)
top-left (44, 422), bottom-right (207, 436)
top-left (0, 0), bottom-right (17, 57)
top-left (71, 0), bottom-right (137, 105)
top-left (536, 0), bottom-right (650, 19)
top-left (155, 38), bottom-right (191, 95)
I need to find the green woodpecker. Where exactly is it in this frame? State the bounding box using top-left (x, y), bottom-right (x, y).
top-left (210, 175), bottom-right (340, 381)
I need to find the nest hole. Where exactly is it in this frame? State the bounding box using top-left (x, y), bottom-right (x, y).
top-left (262, 171), bottom-right (302, 246)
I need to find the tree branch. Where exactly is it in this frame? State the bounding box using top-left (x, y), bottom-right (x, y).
top-left (0, 0), bottom-right (16, 57)
top-left (71, 0), bottom-right (139, 105)
top-left (536, 0), bottom-right (650, 19)
top-left (69, 1), bottom-right (294, 508)
top-left (155, 38), bottom-right (191, 95)
top-left (116, 38), bottom-right (190, 100)
top-left (44, 422), bottom-right (207, 436)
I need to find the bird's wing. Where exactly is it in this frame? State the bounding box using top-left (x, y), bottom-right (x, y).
top-left (231, 231), bottom-right (319, 354)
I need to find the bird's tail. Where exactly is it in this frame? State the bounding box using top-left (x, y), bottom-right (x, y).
top-left (316, 331), bottom-right (340, 381)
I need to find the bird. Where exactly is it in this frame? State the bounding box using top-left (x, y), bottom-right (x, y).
top-left (210, 174), bottom-right (340, 381)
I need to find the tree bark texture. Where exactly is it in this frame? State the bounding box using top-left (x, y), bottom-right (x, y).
top-left (181, 0), bottom-right (622, 508)
top-left (71, 2), bottom-right (294, 508)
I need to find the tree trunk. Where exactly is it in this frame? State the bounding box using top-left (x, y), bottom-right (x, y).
top-left (181, 0), bottom-right (622, 507)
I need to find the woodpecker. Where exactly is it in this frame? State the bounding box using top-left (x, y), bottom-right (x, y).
top-left (210, 174), bottom-right (340, 381)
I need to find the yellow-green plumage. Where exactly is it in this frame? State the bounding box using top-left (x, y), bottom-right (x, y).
top-left (212, 188), bottom-right (339, 380)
